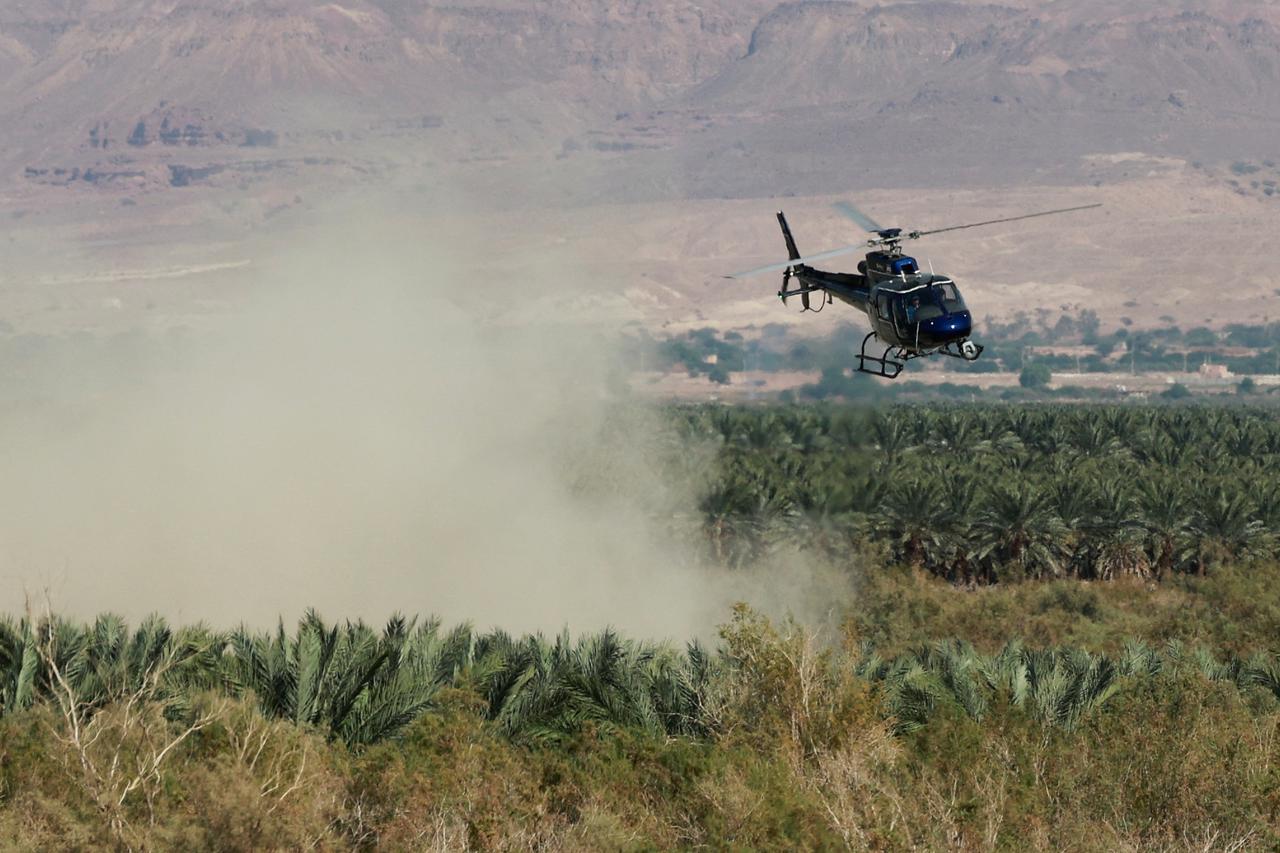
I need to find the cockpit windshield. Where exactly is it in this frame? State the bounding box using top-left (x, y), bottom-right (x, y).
top-left (913, 293), bottom-right (944, 321)
top-left (903, 289), bottom-right (943, 322)
top-left (899, 281), bottom-right (966, 324)
top-left (933, 282), bottom-right (965, 312)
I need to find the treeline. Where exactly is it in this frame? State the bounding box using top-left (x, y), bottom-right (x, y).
top-left (627, 314), bottom-right (1280, 384)
top-left (10, 606), bottom-right (1280, 747)
top-left (3, 605), bottom-right (1280, 848)
top-left (681, 404), bottom-right (1280, 581)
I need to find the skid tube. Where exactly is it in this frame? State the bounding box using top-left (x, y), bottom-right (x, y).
top-left (857, 331), bottom-right (912, 379)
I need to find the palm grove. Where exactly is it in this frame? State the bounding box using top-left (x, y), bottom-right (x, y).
top-left (689, 404), bottom-right (1274, 580)
top-left (4, 403), bottom-right (1280, 849)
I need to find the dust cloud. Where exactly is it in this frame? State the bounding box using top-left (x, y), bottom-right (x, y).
top-left (0, 209), bottom-right (850, 638)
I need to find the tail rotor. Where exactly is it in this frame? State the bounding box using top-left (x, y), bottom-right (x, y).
top-left (780, 266), bottom-right (811, 311)
top-left (778, 211), bottom-right (815, 311)
top-left (728, 210), bottom-right (830, 312)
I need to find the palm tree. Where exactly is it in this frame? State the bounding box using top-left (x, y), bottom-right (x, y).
top-left (932, 469), bottom-right (980, 584)
top-left (32, 613), bottom-right (220, 714)
top-left (1022, 647), bottom-right (1118, 729)
top-left (644, 640), bottom-right (718, 738)
top-left (483, 629), bottom-right (697, 742)
top-left (879, 478), bottom-right (950, 573)
top-left (341, 616), bottom-right (474, 745)
top-left (1190, 483), bottom-right (1266, 573)
top-left (699, 469), bottom-right (794, 567)
top-left (930, 411), bottom-right (990, 457)
top-left (225, 611), bottom-right (465, 745)
top-left (1131, 428), bottom-right (1183, 467)
top-left (865, 640), bottom-right (1121, 732)
top-left (1070, 414), bottom-right (1123, 459)
top-left (1083, 479), bottom-right (1146, 580)
top-left (1050, 478), bottom-right (1096, 578)
top-left (790, 469), bottom-right (863, 558)
top-left (869, 413), bottom-right (915, 466)
top-left (0, 617), bottom-right (40, 715)
top-left (974, 483), bottom-right (1066, 581)
top-left (1136, 478), bottom-right (1192, 580)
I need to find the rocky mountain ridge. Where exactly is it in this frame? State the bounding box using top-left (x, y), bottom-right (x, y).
top-left (3, 1), bottom-right (1280, 208)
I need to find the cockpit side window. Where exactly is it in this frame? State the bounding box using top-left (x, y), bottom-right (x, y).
top-left (877, 293), bottom-right (892, 320)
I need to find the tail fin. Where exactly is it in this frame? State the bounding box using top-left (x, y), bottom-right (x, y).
top-left (776, 212), bottom-right (811, 310)
top-left (777, 211), bottom-right (801, 261)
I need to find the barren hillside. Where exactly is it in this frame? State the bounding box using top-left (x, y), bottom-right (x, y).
top-left (2, 0), bottom-right (1279, 338)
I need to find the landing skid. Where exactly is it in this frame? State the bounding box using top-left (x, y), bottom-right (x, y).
top-left (939, 339), bottom-right (984, 362)
top-left (856, 333), bottom-right (984, 379)
top-left (857, 332), bottom-right (909, 379)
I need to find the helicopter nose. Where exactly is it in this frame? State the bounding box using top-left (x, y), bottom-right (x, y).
top-left (921, 311), bottom-right (972, 343)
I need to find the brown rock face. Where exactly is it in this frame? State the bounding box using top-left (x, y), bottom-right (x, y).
top-left (5, 0), bottom-right (1280, 206)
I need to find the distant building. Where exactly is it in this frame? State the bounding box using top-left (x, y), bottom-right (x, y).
top-left (1199, 362), bottom-right (1232, 380)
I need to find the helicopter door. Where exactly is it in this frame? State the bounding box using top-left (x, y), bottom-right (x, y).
top-left (891, 294), bottom-right (911, 334)
top-left (875, 292), bottom-right (895, 335)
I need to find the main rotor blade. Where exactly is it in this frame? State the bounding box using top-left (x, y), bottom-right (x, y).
top-left (833, 201), bottom-right (884, 233)
top-left (909, 203), bottom-right (1102, 239)
top-left (725, 244), bottom-right (866, 279)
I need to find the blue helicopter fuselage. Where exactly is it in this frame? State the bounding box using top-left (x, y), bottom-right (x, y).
top-left (741, 204), bottom-right (1098, 377)
top-left (789, 252), bottom-right (974, 352)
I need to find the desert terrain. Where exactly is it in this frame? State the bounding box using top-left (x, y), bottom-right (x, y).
top-left (2, 0), bottom-right (1280, 340)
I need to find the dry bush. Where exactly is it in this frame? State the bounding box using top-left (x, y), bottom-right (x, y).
top-left (342, 690), bottom-right (565, 850)
top-left (0, 706), bottom-right (105, 849)
top-left (717, 604), bottom-right (881, 761)
top-left (32, 610), bottom-right (226, 848)
top-left (801, 728), bottom-right (905, 848)
top-left (0, 691), bottom-right (346, 850)
top-left (151, 698), bottom-right (346, 850)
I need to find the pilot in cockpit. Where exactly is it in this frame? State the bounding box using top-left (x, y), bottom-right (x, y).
top-left (906, 295), bottom-right (921, 323)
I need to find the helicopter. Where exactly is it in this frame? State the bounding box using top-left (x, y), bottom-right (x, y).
top-left (727, 201), bottom-right (1101, 378)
